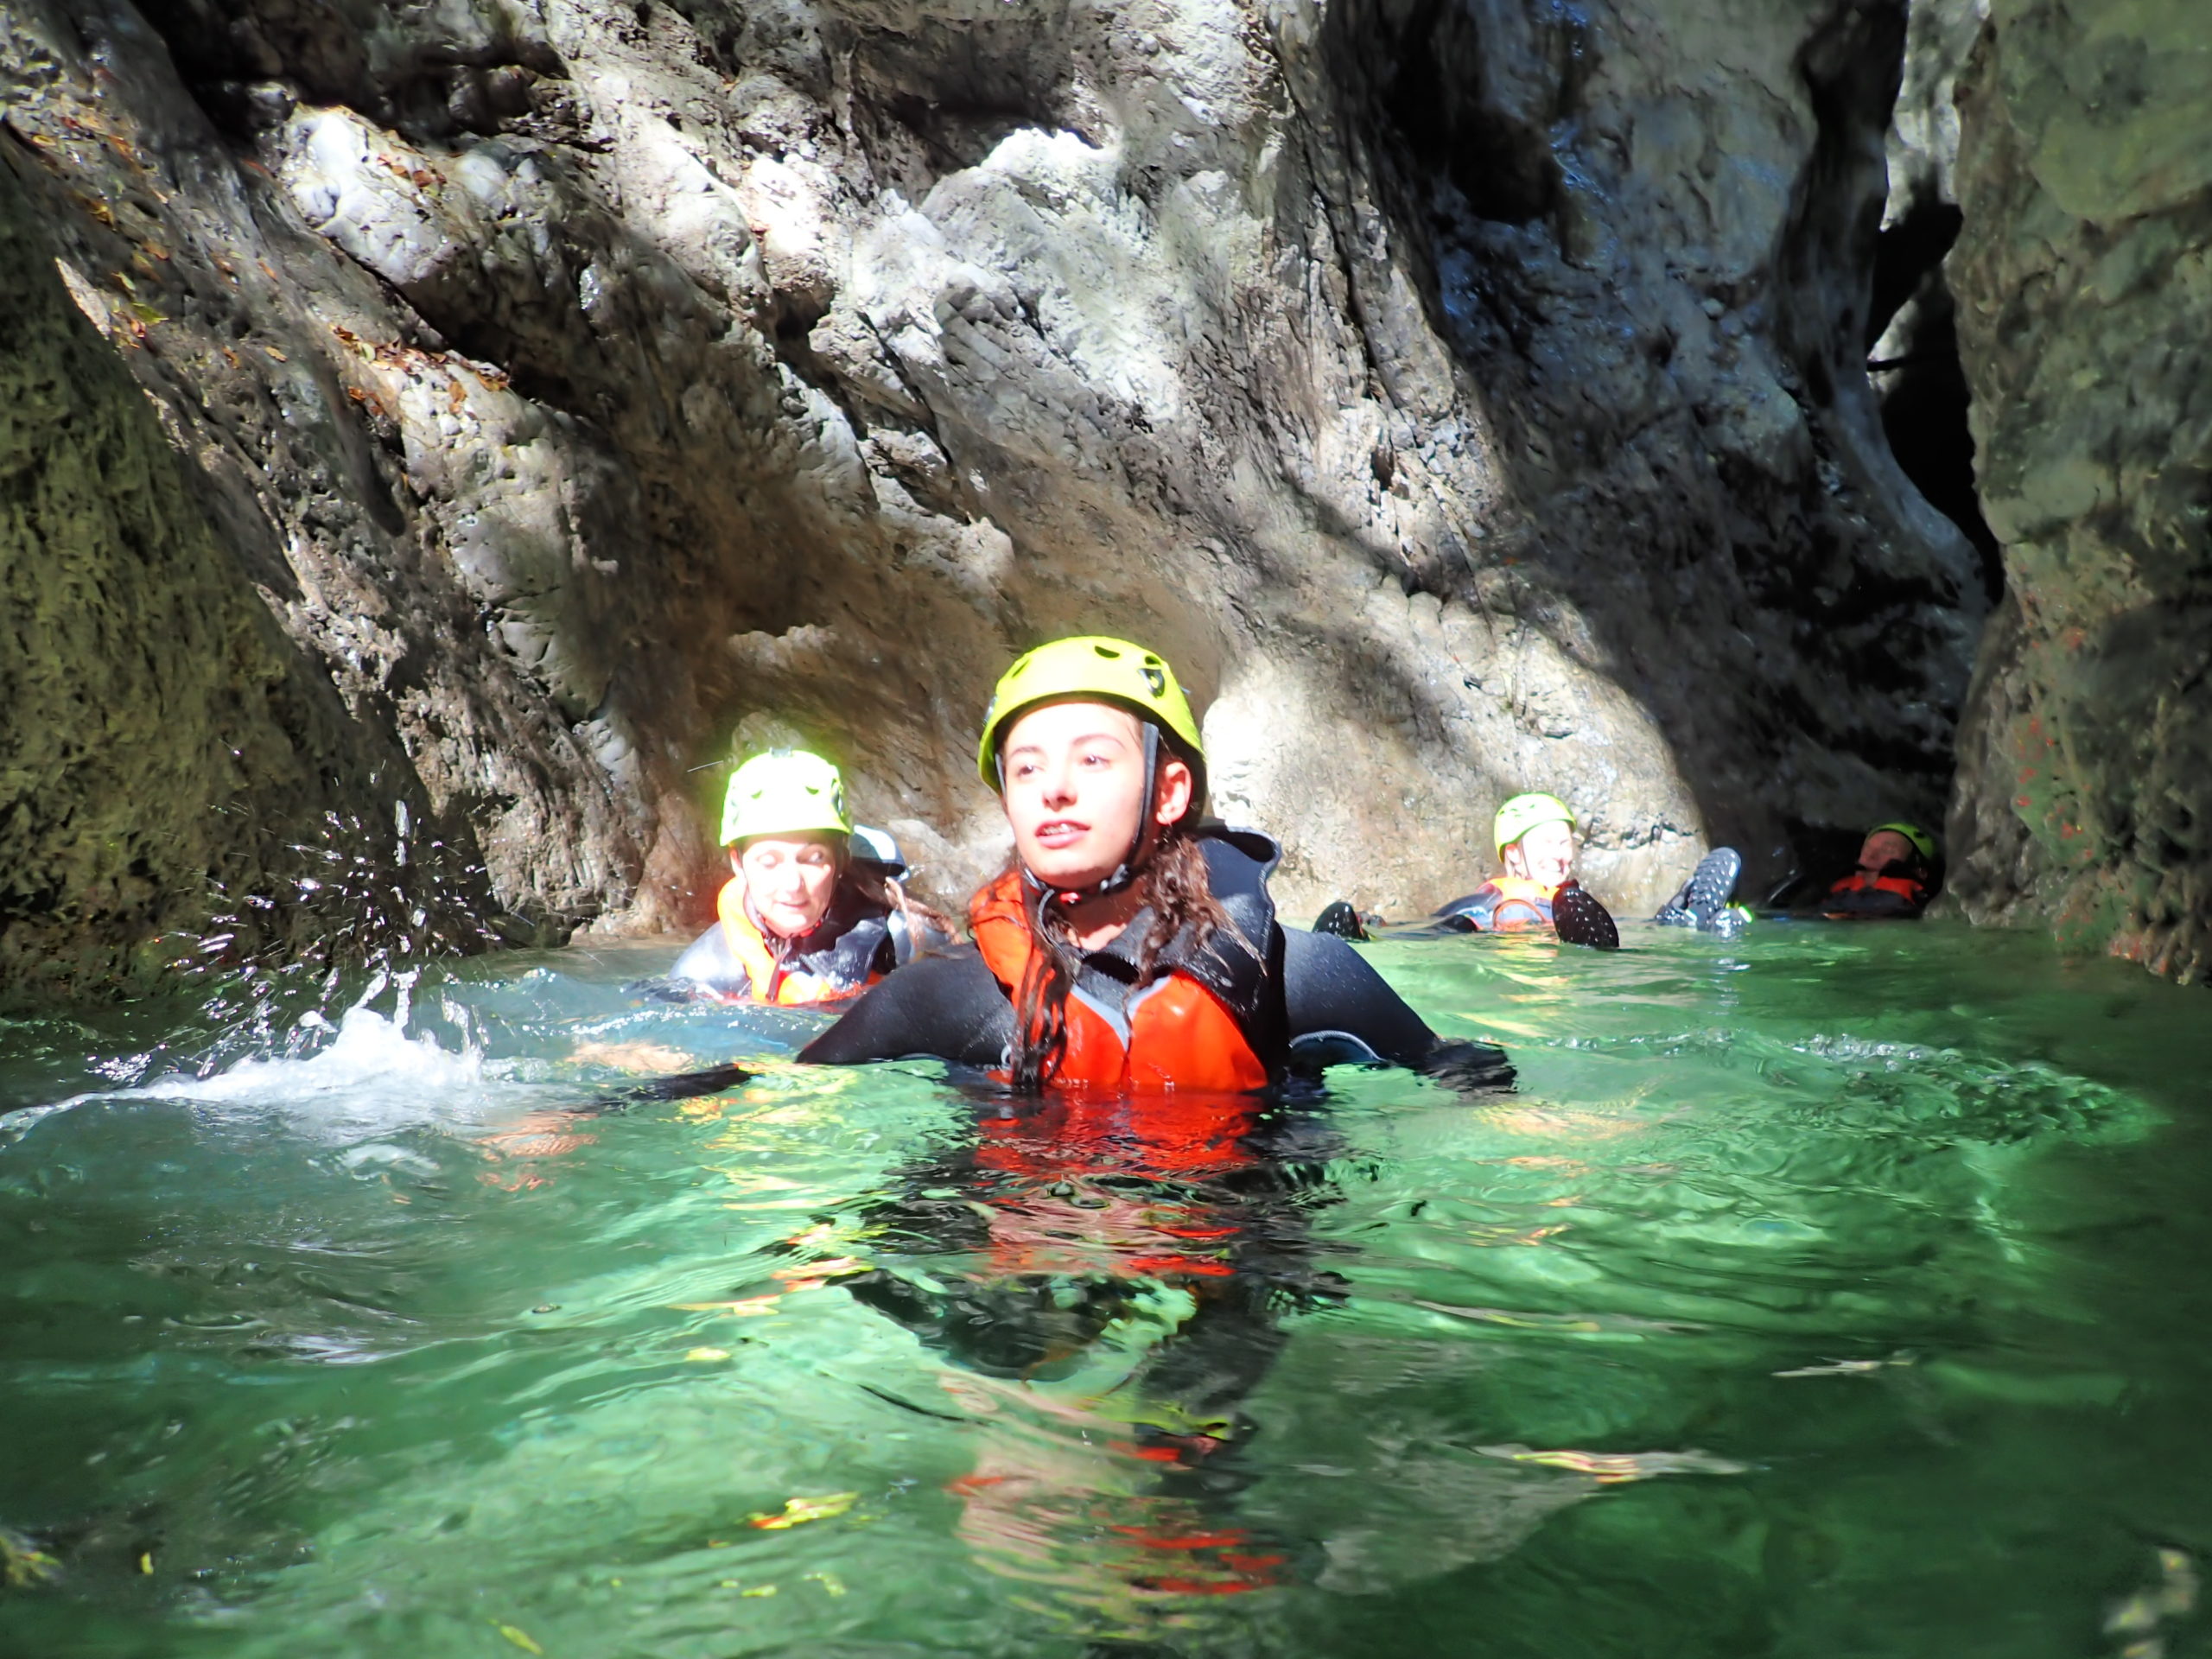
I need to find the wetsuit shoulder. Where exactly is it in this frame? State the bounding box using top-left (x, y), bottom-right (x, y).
top-left (798, 946), bottom-right (1013, 1068)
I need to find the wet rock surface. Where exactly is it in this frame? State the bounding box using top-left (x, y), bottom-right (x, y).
top-left (1940, 0), bottom-right (2212, 981)
top-left (0, 0), bottom-right (1988, 991)
top-left (0, 149), bottom-right (493, 1001)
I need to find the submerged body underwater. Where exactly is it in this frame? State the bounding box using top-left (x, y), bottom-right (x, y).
top-left (3, 918), bottom-right (2210, 1657)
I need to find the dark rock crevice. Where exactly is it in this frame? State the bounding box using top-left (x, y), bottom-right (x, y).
top-left (1308, 0), bottom-right (1983, 895)
top-left (0, 148), bottom-right (519, 1003)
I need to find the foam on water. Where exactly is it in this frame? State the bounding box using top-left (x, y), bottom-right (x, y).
top-left (9, 973), bottom-right (555, 1144)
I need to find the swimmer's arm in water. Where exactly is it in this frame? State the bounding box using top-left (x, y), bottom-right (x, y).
top-left (1281, 928), bottom-right (1515, 1090)
top-left (796, 930), bottom-right (1512, 1090)
top-left (649, 924), bottom-right (754, 1001)
top-left (796, 948), bottom-right (1014, 1067)
top-left (1429, 887), bottom-right (1499, 932)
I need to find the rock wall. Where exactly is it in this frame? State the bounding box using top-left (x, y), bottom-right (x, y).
top-left (1940, 0), bottom-right (2212, 981)
top-left (0, 0), bottom-right (1986, 986)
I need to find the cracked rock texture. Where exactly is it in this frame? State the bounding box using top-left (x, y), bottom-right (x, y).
top-left (1941, 0), bottom-right (2212, 980)
top-left (0, 0), bottom-right (1987, 988)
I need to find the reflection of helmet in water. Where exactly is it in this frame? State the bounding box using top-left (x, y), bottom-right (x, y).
top-left (720, 749), bottom-right (851, 846)
top-left (976, 636), bottom-right (1206, 799)
top-left (1493, 792), bottom-right (1576, 853)
top-left (1868, 821), bottom-right (1937, 864)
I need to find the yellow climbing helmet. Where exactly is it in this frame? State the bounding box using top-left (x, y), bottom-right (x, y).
top-left (1493, 791), bottom-right (1577, 853)
top-left (976, 636), bottom-right (1205, 790)
top-left (1869, 821), bottom-right (1938, 863)
top-left (720, 749), bottom-right (851, 846)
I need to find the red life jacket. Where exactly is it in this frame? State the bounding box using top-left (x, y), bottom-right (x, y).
top-left (969, 869), bottom-right (1272, 1096)
top-left (1821, 868), bottom-right (1929, 918)
top-left (715, 878), bottom-right (885, 1005)
top-left (965, 1091), bottom-right (1266, 1279)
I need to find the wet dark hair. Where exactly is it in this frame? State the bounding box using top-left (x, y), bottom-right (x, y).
top-left (1001, 823), bottom-right (1234, 1093)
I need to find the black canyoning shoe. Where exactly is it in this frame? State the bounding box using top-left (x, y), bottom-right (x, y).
top-left (1655, 848), bottom-right (1743, 930)
top-left (1312, 900), bottom-right (1372, 941)
top-left (1551, 880), bottom-right (1620, 950)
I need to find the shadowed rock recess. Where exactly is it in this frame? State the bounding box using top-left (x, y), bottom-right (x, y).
top-left (0, 0), bottom-right (1989, 995)
top-left (1938, 0), bottom-right (2212, 982)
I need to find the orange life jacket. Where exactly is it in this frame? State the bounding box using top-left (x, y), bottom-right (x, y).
top-left (716, 878), bottom-right (885, 1005)
top-left (1473, 874), bottom-right (1555, 931)
top-left (969, 869), bottom-right (1272, 1095)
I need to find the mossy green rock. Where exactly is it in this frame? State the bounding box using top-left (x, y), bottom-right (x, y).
top-left (1946, 0), bottom-right (2212, 979)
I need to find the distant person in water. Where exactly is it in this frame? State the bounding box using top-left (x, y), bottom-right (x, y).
top-left (1318, 800), bottom-right (1618, 955)
top-left (1315, 793), bottom-right (1620, 950)
top-left (798, 635), bottom-right (1512, 1092)
top-left (665, 749), bottom-right (953, 1004)
top-left (1821, 822), bottom-right (1938, 919)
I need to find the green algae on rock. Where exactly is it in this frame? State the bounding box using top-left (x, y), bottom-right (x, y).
top-left (1943, 0), bottom-right (2212, 981)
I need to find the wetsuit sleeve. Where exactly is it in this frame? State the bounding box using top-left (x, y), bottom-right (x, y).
top-left (1281, 928), bottom-right (1515, 1091)
top-left (1281, 927), bottom-right (1436, 1065)
top-left (885, 909), bottom-right (960, 967)
top-left (1431, 888), bottom-right (1497, 932)
top-left (798, 947), bottom-right (1014, 1068)
top-left (666, 925), bottom-right (753, 998)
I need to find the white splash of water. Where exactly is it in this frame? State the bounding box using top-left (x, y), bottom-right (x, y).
top-left (14, 973), bottom-right (549, 1143)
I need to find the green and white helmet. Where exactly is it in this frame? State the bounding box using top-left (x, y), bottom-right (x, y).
top-left (720, 749), bottom-right (851, 846)
top-left (1493, 791), bottom-right (1576, 853)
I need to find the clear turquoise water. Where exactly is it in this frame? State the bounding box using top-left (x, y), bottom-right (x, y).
top-left (4, 920), bottom-right (2211, 1657)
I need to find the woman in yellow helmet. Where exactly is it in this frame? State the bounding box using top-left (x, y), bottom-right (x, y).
top-left (1821, 822), bottom-right (1939, 918)
top-left (666, 749), bottom-right (952, 1005)
top-left (1393, 793), bottom-right (1619, 948)
top-left (799, 637), bottom-right (1512, 1093)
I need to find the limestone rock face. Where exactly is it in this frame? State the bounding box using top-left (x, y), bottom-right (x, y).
top-left (1942, 0), bottom-right (2212, 980)
top-left (0, 0), bottom-right (1983, 981)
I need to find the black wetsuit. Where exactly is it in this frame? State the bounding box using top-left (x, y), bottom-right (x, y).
top-left (800, 828), bottom-right (1512, 1092)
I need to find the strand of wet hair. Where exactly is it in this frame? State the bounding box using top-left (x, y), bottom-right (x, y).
top-left (1002, 824), bottom-right (1239, 1092)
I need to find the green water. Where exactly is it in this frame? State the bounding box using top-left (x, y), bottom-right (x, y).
top-left (4, 920), bottom-right (2211, 1658)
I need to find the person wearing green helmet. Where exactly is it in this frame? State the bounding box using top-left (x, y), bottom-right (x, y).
top-left (1312, 791), bottom-right (1620, 947)
top-left (1421, 792), bottom-right (1619, 948)
top-left (1821, 821), bottom-right (1939, 919)
top-left (799, 636), bottom-right (1513, 1095)
top-left (666, 748), bottom-right (953, 1004)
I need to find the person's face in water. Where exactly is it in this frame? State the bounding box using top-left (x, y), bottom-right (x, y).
top-left (999, 699), bottom-right (1195, 893)
top-left (1502, 819), bottom-right (1576, 892)
top-left (1857, 830), bottom-right (1919, 873)
top-left (734, 833), bottom-right (842, 938)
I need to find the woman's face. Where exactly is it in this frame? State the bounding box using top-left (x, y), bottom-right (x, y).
top-left (1502, 819), bottom-right (1576, 891)
top-left (998, 699), bottom-right (1193, 893)
top-left (734, 833), bottom-right (842, 938)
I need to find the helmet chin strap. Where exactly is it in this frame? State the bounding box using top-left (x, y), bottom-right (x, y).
top-left (1023, 724), bottom-right (1163, 908)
